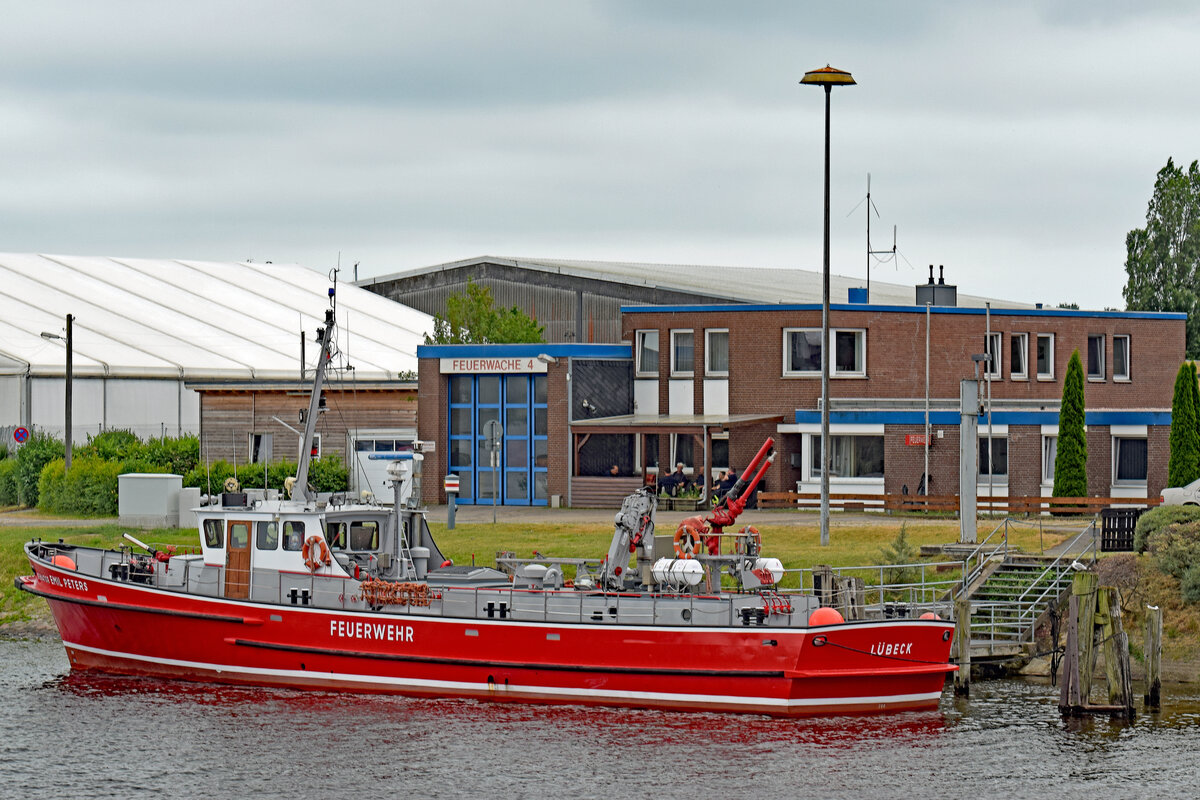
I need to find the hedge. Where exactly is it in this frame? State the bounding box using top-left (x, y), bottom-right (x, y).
top-left (37, 456), bottom-right (123, 517)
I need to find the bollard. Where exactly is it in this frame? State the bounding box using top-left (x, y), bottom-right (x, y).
top-left (1145, 605), bottom-right (1162, 710)
top-left (954, 595), bottom-right (971, 696)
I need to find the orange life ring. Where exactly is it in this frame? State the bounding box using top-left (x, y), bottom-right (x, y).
top-left (302, 535), bottom-right (332, 572)
top-left (673, 524), bottom-right (703, 559)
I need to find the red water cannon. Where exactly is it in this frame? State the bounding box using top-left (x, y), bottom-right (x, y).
top-left (707, 437), bottom-right (774, 531)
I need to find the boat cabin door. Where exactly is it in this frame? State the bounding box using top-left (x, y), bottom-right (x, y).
top-left (224, 520), bottom-right (251, 599)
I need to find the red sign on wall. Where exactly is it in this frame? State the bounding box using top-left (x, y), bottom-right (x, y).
top-left (905, 434), bottom-right (930, 446)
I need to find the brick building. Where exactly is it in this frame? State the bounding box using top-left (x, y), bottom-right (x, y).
top-left (416, 301), bottom-right (1185, 508)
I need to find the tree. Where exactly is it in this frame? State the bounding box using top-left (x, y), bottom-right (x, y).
top-left (1171, 362), bottom-right (1200, 487)
top-left (423, 280), bottom-right (545, 344)
top-left (1054, 350), bottom-right (1088, 498)
top-left (1123, 158), bottom-right (1200, 358)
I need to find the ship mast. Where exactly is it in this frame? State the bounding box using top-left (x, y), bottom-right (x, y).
top-left (295, 306), bottom-right (336, 502)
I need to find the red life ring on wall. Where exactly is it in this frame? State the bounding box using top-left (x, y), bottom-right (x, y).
top-left (303, 535), bottom-right (332, 572)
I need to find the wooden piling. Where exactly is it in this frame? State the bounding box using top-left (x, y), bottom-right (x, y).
top-left (1073, 571), bottom-right (1098, 702)
top-left (814, 564), bottom-right (834, 607)
top-left (954, 595), bottom-right (971, 696)
top-left (1099, 587), bottom-right (1135, 719)
top-left (1145, 605), bottom-right (1162, 710)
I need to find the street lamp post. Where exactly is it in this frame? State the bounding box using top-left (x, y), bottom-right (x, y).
top-left (40, 314), bottom-right (74, 471)
top-left (801, 65), bottom-right (855, 547)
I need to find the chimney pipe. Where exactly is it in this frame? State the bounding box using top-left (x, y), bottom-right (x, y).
top-left (928, 265), bottom-right (935, 285)
top-left (938, 265), bottom-right (945, 285)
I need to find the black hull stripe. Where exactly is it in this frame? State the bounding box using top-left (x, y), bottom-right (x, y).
top-left (230, 638), bottom-right (788, 678)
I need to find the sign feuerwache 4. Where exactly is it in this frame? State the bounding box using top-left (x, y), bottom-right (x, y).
top-left (439, 357), bottom-right (548, 374)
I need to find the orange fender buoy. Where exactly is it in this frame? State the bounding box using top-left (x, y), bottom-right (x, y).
top-left (50, 554), bottom-right (77, 571)
top-left (808, 607), bottom-right (845, 626)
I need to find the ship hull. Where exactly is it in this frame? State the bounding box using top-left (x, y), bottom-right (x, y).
top-left (20, 558), bottom-right (956, 717)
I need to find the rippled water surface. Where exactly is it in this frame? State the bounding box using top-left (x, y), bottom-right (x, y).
top-left (3, 637), bottom-right (1198, 799)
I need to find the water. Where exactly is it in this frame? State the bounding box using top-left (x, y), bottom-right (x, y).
top-left (3, 636), bottom-right (1198, 799)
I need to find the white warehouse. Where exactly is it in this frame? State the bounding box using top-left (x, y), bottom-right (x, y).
top-left (0, 254), bottom-right (432, 466)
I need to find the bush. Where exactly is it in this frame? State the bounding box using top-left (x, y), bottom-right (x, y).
top-left (1134, 505), bottom-right (1200, 552)
top-left (1146, 519), bottom-right (1200, 580)
top-left (308, 454), bottom-right (349, 493)
top-left (37, 456), bottom-right (122, 516)
top-left (0, 458), bottom-right (18, 505)
top-left (878, 523), bottom-right (920, 586)
top-left (15, 431), bottom-right (64, 507)
top-left (1182, 562), bottom-right (1200, 605)
top-left (183, 459), bottom-right (307, 494)
top-left (78, 429), bottom-right (140, 462)
top-left (138, 435), bottom-right (200, 475)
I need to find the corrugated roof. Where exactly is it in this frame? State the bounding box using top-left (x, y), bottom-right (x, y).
top-left (0, 254), bottom-right (432, 381)
top-left (364, 255), bottom-right (1034, 309)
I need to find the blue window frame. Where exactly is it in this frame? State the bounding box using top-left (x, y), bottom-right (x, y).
top-left (447, 374), bottom-right (548, 506)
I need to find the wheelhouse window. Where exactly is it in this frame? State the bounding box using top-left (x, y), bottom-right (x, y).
top-left (810, 434), bottom-right (884, 478)
top-left (1113, 335), bottom-right (1130, 381)
top-left (325, 522), bottom-right (347, 551)
top-left (1087, 334), bottom-right (1105, 380)
top-left (784, 328), bottom-right (866, 377)
top-left (1037, 334), bottom-right (1055, 379)
top-left (984, 333), bottom-right (1002, 379)
top-left (203, 519), bottom-right (223, 548)
top-left (635, 330), bottom-right (659, 377)
top-left (256, 521), bottom-right (279, 550)
top-left (349, 520), bottom-right (380, 551)
top-left (670, 329), bottom-right (694, 376)
top-left (979, 436), bottom-right (1008, 479)
top-left (282, 521), bottom-right (304, 551)
top-left (1113, 437), bottom-right (1148, 484)
top-left (705, 329), bottom-right (729, 376)
top-left (1010, 333), bottom-right (1028, 380)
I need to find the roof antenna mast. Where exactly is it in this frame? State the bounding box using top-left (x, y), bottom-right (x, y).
top-left (865, 173), bottom-right (897, 302)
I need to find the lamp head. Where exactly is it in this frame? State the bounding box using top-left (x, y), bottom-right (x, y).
top-left (800, 65), bottom-right (856, 88)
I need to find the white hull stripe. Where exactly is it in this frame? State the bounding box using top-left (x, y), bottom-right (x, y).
top-left (65, 641), bottom-right (943, 710)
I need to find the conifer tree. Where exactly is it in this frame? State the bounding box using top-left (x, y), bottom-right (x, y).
top-left (1168, 361), bottom-right (1200, 487)
top-left (1053, 350), bottom-right (1088, 497)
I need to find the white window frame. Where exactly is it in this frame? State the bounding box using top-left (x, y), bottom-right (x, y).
top-left (1087, 333), bottom-right (1105, 381)
top-left (1112, 435), bottom-right (1148, 486)
top-left (784, 328), bottom-right (867, 377)
top-left (783, 327), bottom-right (822, 376)
top-left (705, 328), bottom-right (729, 377)
top-left (831, 328), bottom-right (867, 377)
top-left (1041, 434), bottom-right (1057, 484)
top-left (670, 329), bottom-right (695, 377)
top-left (978, 434), bottom-right (1009, 482)
top-left (635, 330), bottom-right (659, 377)
top-left (984, 332), bottom-right (1002, 379)
top-left (1010, 333), bottom-right (1028, 380)
top-left (808, 433), bottom-right (885, 480)
top-left (1113, 334), bottom-right (1130, 381)
top-left (670, 433), bottom-right (695, 471)
top-left (1036, 333), bottom-right (1055, 380)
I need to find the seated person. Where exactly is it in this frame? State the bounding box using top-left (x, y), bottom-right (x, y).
top-left (718, 469), bottom-right (739, 496)
top-left (609, 464), bottom-right (622, 477)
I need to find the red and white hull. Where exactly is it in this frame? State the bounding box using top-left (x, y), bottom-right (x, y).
top-left (20, 557), bottom-right (956, 717)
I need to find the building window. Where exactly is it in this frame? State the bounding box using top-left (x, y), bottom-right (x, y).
top-left (1037, 334), bottom-right (1055, 379)
top-left (783, 328), bottom-right (865, 377)
top-left (984, 332), bottom-right (1002, 379)
top-left (1113, 334), bottom-right (1130, 381)
top-left (635, 330), bottom-right (659, 377)
top-left (1113, 437), bottom-right (1148, 484)
top-left (249, 433), bottom-right (273, 463)
top-left (671, 434), bottom-right (695, 470)
top-left (979, 436), bottom-right (1008, 478)
top-left (810, 434), bottom-right (884, 478)
top-left (706, 329), bottom-right (729, 376)
top-left (1042, 436), bottom-right (1057, 483)
top-left (670, 329), bottom-right (694, 376)
top-left (1010, 333), bottom-right (1028, 380)
top-left (711, 435), bottom-right (729, 471)
top-left (784, 328), bottom-right (822, 374)
top-left (833, 329), bottom-right (866, 375)
top-left (1087, 334), bottom-right (1105, 380)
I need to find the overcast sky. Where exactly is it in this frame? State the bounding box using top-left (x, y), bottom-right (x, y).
top-left (3, 1), bottom-right (1198, 310)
